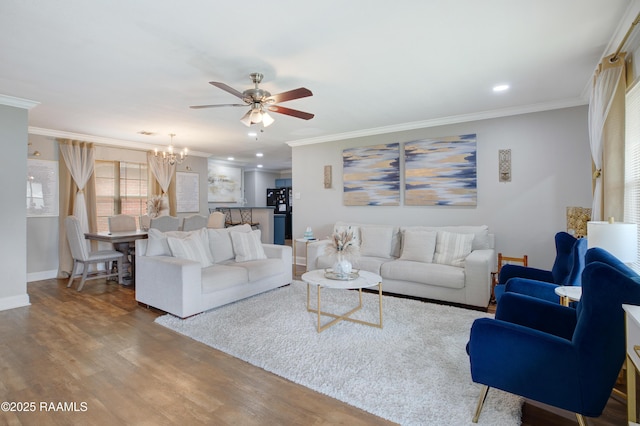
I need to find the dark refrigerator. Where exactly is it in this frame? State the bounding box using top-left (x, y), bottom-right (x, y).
top-left (267, 187), bottom-right (292, 240)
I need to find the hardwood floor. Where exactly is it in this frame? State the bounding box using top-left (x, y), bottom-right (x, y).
top-left (0, 278), bottom-right (628, 425)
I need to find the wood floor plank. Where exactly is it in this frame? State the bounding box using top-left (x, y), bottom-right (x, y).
top-left (0, 278), bottom-right (627, 425)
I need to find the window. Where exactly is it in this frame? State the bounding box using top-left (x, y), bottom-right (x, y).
top-left (624, 81), bottom-right (640, 272)
top-left (95, 160), bottom-right (148, 232)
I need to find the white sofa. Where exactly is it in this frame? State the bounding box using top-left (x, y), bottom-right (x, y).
top-left (135, 224), bottom-right (292, 318)
top-left (306, 222), bottom-right (495, 308)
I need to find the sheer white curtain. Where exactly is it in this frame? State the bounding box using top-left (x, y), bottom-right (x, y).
top-left (147, 152), bottom-right (175, 215)
top-left (59, 141), bottom-right (95, 233)
top-left (588, 54), bottom-right (625, 220)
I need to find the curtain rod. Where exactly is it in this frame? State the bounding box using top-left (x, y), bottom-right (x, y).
top-left (611, 12), bottom-right (640, 63)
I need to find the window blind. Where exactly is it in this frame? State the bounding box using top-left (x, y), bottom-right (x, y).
top-left (624, 80), bottom-right (640, 272)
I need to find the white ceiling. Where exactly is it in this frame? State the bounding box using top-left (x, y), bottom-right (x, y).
top-left (1, 1), bottom-right (635, 170)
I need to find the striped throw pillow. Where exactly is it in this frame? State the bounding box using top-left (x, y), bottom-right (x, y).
top-left (230, 230), bottom-right (267, 262)
top-left (433, 231), bottom-right (474, 267)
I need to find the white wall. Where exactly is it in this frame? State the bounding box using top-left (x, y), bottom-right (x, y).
top-left (292, 106), bottom-right (592, 269)
top-left (1, 104), bottom-right (30, 310)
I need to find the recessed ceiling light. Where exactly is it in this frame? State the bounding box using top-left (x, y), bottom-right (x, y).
top-left (227, 157), bottom-right (234, 161)
top-left (256, 152), bottom-right (263, 157)
top-left (257, 164), bottom-right (263, 168)
top-left (493, 84), bottom-right (510, 92)
top-left (248, 132), bottom-right (257, 137)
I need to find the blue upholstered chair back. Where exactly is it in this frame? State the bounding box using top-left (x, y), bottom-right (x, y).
top-left (551, 232), bottom-right (587, 286)
top-left (571, 261), bottom-right (640, 411)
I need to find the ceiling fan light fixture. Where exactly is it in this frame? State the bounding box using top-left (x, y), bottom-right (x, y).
top-left (240, 110), bottom-right (253, 126)
top-left (262, 112), bottom-right (274, 127)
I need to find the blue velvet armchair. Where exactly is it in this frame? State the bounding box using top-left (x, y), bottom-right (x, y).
top-left (467, 260), bottom-right (640, 424)
top-left (494, 232), bottom-right (587, 303)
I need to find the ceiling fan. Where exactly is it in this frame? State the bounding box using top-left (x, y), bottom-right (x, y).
top-left (190, 72), bottom-right (314, 127)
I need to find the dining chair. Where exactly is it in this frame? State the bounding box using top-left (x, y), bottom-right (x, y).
top-left (182, 214), bottom-right (208, 231)
top-left (65, 215), bottom-right (124, 291)
top-left (150, 215), bottom-right (181, 232)
top-left (108, 214), bottom-right (136, 232)
top-left (207, 211), bottom-right (225, 229)
top-left (139, 214), bottom-right (151, 231)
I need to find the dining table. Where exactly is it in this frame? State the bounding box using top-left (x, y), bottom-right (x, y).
top-left (84, 230), bottom-right (148, 285)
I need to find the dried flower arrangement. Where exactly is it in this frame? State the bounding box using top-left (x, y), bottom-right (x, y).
top-left (324, 227), bottom-right (359, 258)
top-left (147, 195), bottom-right (164, 218)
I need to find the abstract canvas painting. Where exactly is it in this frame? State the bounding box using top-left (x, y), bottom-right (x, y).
top-left (405, 134), bottom-right (477, 206)
top-left (207, 160), bottom-right (242, 202)
top-left (343, 143), bottom-right (400, 206)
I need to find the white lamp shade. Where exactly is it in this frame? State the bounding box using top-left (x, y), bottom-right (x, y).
top-left (587, 221), bottom-right (638, 263)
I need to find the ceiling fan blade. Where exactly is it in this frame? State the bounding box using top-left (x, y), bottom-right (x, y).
top-left (190, 103), bottom-right (246, 109)
top-left (267, 87), bottom-right (313, 104)
top-left (209, 81), bottom-right (244, 99)
top-left (267, 105), bottom-right (314, 120)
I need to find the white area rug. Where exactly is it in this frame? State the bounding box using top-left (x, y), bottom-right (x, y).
top-left (155, 281), bottom-right (522, 425)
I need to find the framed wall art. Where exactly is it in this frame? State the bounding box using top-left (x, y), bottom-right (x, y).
top-left (343, 143), bottom-right (400, 206)
top-left (207, 160), bottom-right (242, 203)
top-left (404, 134), bottom-right (477, 206)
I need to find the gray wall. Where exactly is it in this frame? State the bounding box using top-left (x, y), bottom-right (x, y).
top-left (291, 106), bottom-right (592, 269)
top-left (1, 104), bottom-right (30, 310)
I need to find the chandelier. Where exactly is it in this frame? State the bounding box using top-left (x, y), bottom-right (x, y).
top-left (154, 133), bottom-right (187, 165)
top-left (240, 103), bottom-right (274, 127)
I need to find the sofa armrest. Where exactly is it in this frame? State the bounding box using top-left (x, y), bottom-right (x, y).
top-left (262, 243), bottom-right (293, 283)
top-left (135, 254), bottom-right (202, 318)
top-left (464, 248), bottom-right (494, 307)
top-left (306, 239), bottom-right (332, 270)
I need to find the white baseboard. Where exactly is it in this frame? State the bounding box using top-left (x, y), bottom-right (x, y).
top-left (0, 294), bottom-right (30, 312)
top-left (27, 269), bottom-right (58, 282)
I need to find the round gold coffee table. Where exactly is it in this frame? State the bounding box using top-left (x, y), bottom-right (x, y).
top-left (302, 269), bottom-right (383, 333)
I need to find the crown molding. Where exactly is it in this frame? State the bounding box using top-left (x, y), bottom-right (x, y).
top-left (0, 94), bottom-right (39, 109)
top-left (28, 126), bottom-right (211, 157)
top-left (287, 97), bottom-right (586, 147)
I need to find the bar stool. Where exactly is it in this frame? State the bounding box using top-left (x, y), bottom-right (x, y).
top-left (239, 208), bottom-right (259, 229)
top-left (219, 208), bottom-right (240, 227)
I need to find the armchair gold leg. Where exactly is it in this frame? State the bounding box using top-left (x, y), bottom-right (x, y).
top-left (472, 385), bottom-right (489, 423)
top-left (576, 413), bottom-right (588, 426)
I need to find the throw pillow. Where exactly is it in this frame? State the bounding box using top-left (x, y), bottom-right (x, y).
top-left (145, 228), bottom-right (171, 256)
top-left (145, 228), bottom-right (190, 256)
top-left (166, 228), bottom-right (214, 267)
top-left (360, 226), bottom-right (393, 258)
top-left (400, 230), bottom-right (437, 263)
top-left (207, 224), bottom-right (252, 263)
top-left (230, 230), bottom-right (267, 262)
top-left (433, 231), bottom-right (474, 267)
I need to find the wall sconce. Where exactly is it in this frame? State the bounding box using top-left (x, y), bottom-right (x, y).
top-left (324, 165), bottom-right (332, 188)
top-left (499, 149), bottom-right (511, 182)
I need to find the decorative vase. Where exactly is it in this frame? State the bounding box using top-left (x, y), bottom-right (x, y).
top-left (332, 252), bottom-right (352, 279)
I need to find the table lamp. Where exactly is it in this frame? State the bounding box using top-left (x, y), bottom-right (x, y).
top-left (587, 218), bottom-right (638, 263)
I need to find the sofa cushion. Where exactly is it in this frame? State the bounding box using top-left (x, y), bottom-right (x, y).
top-left (167, 228), bottom-right (214, 267)
top-left (360, 226), bottom-right (394, 258)
top-left (433, 231), bottom-right (474, 267)
top-left (201, 264), bottom-right (249, 293)
top-left (400, 229), bottom-right (437, 263)
top-left (230, 230), bottom-right (267, 262)
top-left (381, 260), bottom-right (465, 289)
top-left (207, 224), bottom-right (252, 263)
top-left (234, 258), bottom-right (284, 281)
